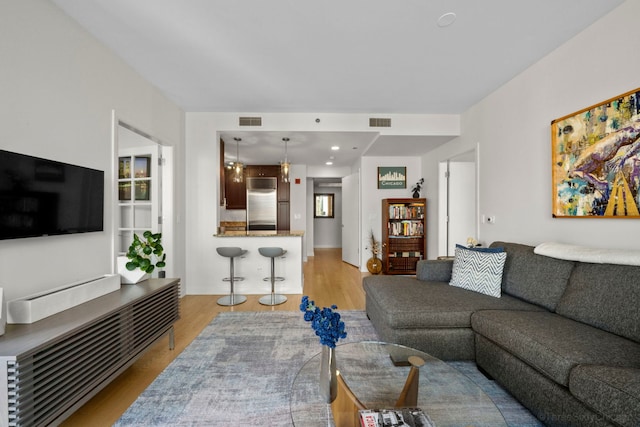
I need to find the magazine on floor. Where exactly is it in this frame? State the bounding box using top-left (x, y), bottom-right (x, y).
top-left (359, 408), bottom-right (435, 427)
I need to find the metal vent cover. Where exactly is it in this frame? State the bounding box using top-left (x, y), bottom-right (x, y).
top-left (239, 116), bottom-right (262, 126)
top-left (369, 117), bottom-right (391, 127)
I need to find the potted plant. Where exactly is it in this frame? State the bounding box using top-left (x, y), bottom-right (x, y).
top-left (411, 178), bottom-right (424, 198)
top-left (118, 231), bottom-right (166, 283)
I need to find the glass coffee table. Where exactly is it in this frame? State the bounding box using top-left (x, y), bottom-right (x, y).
top-left (290, 341), bottom-right (507, 426)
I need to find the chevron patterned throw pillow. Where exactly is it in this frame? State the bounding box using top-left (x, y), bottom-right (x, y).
top-left (449, 246), bottom-right (506, 298)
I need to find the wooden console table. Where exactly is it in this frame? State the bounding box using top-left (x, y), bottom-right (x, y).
top-left (0, 278), bottom-right (180, 427)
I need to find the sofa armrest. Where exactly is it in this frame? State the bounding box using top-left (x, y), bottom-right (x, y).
top-left (416, 259), bottom-right (454, 282)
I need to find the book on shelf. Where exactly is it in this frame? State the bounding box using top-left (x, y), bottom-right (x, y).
top-left (388, 204), bottom-right (424, 220)
top-left (389, 252), bottom-right (422, 258)
top-left (388, 221), bottom-right (424, 237)
top-left (359, 408), bottom-right (435, 427)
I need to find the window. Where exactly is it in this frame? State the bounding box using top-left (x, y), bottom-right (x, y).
top-left (314, 193), bottom-right (334, 218)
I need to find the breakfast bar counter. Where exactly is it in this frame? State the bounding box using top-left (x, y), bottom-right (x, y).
top-left (211, 231), bottom-right (304, 295)
top-left (215, 230), bottom-right (304, 238)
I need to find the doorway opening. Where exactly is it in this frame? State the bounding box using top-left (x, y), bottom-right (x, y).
top-left (113, 119), bottom-right (174, 278)
top-left (438, 148), bottom-right (478, 257)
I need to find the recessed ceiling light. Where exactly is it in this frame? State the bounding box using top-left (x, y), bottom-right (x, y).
top-left (331, 146), bottom-right (340, 151)
top-left (326, 161), bottom-right (333, 166)
top-left (437, 12), bottom-right (456, 27)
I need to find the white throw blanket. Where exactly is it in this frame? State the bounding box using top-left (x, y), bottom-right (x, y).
top-left (534, 242), bottom-right (640, 266)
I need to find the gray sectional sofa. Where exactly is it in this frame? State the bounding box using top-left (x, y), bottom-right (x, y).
top-left (363, 241), bottom-right (640, 427)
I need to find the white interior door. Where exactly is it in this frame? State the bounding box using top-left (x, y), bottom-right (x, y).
top-left (438, 150), bottom-right (477, 257)
top-left (341, 172), bottom-right (360, 266)
top-left (448, 162), bottom-right (476, 254)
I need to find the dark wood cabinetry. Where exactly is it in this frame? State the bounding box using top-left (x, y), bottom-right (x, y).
top-left (278, 201), bottom-right (290, 230)
top-left (381, 198), bottom-right (426, 275)
top-left (222, 164), bottom-right (290, 230)
top-left (224, 167), bottom-right (246, 209)
top-left (245, 165), bottom-right (280, 177)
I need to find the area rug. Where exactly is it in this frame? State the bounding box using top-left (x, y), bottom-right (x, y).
top-left (115, 311), bottom-right (542, 426)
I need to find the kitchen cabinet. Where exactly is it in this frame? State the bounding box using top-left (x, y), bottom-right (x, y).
top-left (278, 201), bottom-right (290, 230)
top-left (381, 198), bottom-right (426, 275)
top-left (245, 165), bottom-right (280, 177)
top-left (224, 166), bottom-right (246, 209)
top-left (278, 182), bottom-right (290, 230)
top-left (277, 178), bottom-right (290, 202)
top-left (223, 164), bottom-right (290, 230)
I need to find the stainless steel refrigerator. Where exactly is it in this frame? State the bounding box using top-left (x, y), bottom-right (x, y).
top-left (246, 177), bottom-right (277, 231)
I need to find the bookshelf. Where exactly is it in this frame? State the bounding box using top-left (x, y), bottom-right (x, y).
top-left (382, 198), bottom-right (426, 275)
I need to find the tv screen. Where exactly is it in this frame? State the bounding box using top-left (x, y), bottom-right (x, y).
top-left (0, 149), bottom-right (104, 240)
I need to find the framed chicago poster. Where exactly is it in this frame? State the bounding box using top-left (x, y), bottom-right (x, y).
top-left (551, 87), bottom-right (640, 218)
top-left (378, 166), bottom-right (406, 189)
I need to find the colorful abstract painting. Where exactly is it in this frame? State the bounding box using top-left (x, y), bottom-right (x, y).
top-left (551, 88), bottom-right (640, 217)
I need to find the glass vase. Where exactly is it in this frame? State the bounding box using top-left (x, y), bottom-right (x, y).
top-left (319, 345), bottom-right (337, 403)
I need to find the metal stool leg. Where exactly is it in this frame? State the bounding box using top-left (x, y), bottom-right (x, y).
top-left (218, 255), bottom-right (247, 306)
top-left (259, 254), bottom-right (287, 306)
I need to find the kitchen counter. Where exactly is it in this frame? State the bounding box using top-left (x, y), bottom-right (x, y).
top-left (214, 230), bottom-right (304, 237)
top-left (210, 231), bottom-right (304, 295)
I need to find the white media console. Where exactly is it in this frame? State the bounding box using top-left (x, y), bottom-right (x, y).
top-left (0, 278), bottom-right (180, 426)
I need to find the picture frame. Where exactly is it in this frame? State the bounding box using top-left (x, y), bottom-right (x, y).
top-left (378, 166), bottom-right (406, 189)
top-left (551, 87), bottom-right (640, 218)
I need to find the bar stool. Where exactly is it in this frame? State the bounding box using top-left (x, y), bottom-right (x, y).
top-left (258, 247), bottom-right (287, 306)
top-left (216, 247), bottom-right (248, 306)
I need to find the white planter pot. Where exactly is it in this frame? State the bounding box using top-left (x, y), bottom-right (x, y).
top-left (117, 256), bottom-right (150, 284)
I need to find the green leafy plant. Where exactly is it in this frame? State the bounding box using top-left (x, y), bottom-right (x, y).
top-left (125, 231), bottom-right (166, 274)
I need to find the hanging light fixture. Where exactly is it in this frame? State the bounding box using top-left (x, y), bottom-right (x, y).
top-left (281, 137), bottom-right (290, 183)
top-left (232, 137), bottom-right (243, 183)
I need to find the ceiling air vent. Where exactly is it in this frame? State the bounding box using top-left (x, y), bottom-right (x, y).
top-left (369, 117), bottom-right (391, 128)
top-left (239, 116), bottom-right (262, 127)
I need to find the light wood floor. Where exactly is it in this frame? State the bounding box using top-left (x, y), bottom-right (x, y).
top-left (62, 248), bottom-right (368, 426)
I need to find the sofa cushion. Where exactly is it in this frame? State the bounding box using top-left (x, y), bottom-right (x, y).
top-left (362, 275), bottom-right (544, 329)
top-left (471, 310), bottom-right (640, 387)
top-left (569, 365), bottom-right (640, 427)
top-left (450, 245), bottom-right (506, 298)
top-left (491, 241), bottom-right (575, 311)
top-left (556, 262), bottom-right (640, 343)
top-left (416, 259), bottom-right (453, 282)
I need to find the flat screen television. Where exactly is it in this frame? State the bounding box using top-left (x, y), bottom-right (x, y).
top-left (0, 149), bottom-right (104, 240)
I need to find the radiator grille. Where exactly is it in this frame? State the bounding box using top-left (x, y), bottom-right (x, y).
top-left (6, 283), bottom-right (180, 426)
top-left (239, 116), bottom-right (262, 126)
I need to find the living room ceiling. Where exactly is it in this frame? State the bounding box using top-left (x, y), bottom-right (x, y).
top-left (51, 0), bottom-right (623, 166)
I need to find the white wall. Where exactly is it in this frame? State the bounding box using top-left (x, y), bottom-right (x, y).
top-left (422, 0), bottom-right (640, 255)
top-left (0, 0), bottom-right (184, 302)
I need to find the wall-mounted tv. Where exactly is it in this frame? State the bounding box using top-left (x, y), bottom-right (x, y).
top-left (0, 149), bottom-right (104, 240)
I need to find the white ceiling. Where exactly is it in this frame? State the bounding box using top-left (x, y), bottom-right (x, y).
top-left (51, 0), bottom-right (623, 167)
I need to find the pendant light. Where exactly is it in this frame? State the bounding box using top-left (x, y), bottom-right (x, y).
top-left (281, 137), bottom-right (290, 183)
top-left (232, 137), bottom-right (243, 183)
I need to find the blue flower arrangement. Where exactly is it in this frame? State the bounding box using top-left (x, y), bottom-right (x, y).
top-left (300, 296), bottom-right (347, 348)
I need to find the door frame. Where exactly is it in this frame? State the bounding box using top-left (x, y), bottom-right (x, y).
top-left (111, 112), bottom-right (175, 278)
top-left (438, 147), bottom-right (479, 257)
top-left (341, 171), bottom-right (360, 267)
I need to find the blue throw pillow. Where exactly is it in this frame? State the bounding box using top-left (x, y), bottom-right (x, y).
top-left (450, 245), bottom-right (506, 298)
top-left (456, 244), bottom-right (504, 253)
